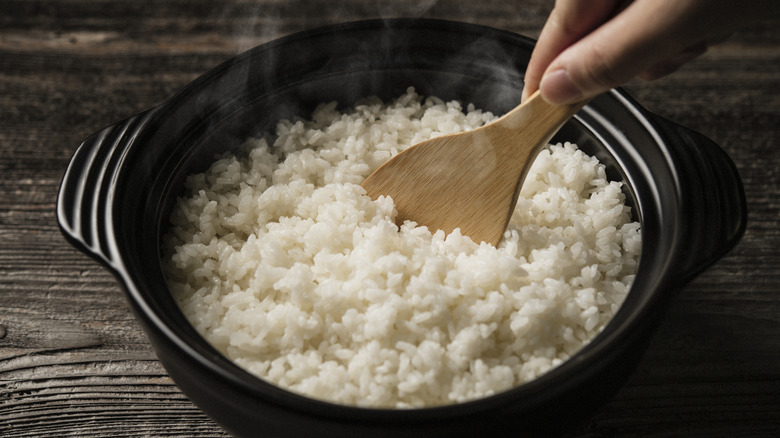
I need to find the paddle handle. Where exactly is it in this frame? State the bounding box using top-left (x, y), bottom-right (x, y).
top-left (495, 90), bottom-right (588, 148)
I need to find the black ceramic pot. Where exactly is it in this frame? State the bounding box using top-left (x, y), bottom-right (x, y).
top-left (57, 19), bottom-right (746, 438)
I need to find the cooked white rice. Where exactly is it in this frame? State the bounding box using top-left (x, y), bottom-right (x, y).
top-left (163, 87), bottom-right (641, 408)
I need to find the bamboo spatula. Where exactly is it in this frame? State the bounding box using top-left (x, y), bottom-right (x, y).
top-left (361, 90), bottom-right (587, 246)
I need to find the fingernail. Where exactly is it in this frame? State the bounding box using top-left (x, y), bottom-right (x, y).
top-left (540, 69), bottom-right (582, 105)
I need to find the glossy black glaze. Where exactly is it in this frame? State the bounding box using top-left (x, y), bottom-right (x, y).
top-left (57, 19), bottom-right (746, 438)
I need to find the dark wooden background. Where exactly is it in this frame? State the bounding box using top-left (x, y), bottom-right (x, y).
top-left (1, 1), bottom-right (778, 436)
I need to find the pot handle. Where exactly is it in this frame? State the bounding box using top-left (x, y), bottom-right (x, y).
top-left (651, 114), bottom-right (747, 282)
top-left (57, 109), bottom-right (157, 267)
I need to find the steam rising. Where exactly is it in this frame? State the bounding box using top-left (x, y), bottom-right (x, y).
top-left (223, 0), bottom-right (442, 54)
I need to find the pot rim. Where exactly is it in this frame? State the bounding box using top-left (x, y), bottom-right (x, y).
top-left (141, 19), bottom-right (664, 416)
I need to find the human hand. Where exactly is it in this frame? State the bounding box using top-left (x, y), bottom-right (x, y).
top-left (522, 0), bottom-right (779, 105)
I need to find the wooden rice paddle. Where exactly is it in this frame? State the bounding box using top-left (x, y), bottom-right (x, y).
top-left (361, 90), bottom-right (588, 246)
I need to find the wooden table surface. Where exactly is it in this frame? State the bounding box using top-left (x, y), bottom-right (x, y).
top-left (2, 1), bottom-right (779, 436)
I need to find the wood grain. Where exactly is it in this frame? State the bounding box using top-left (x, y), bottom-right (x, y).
top-left (1, 1), bottom-right (779, 437)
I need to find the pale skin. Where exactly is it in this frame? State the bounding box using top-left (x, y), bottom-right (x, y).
top-left (522, 0), bottom-right (780, 105)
